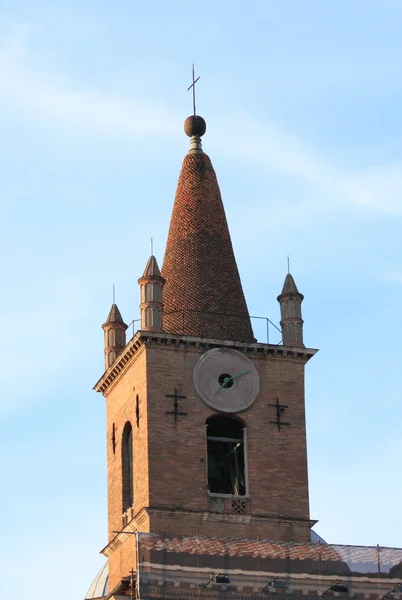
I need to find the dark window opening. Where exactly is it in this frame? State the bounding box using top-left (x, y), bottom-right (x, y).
top-left (206, 415), bottom-right (246, 496)
top-left (122, 421), bottom-right (133, 511)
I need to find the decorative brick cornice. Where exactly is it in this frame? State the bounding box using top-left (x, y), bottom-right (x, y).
top-left (93, 331), bottom-right (145, 395)
top-left (93, 331), bottom-right (318, 395)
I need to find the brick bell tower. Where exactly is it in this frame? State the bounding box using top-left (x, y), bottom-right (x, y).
top-left (94, 114), bottom-right (317, 591)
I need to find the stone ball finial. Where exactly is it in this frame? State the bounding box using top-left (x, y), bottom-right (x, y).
top-left (184, 115), bottom-right (206, 138)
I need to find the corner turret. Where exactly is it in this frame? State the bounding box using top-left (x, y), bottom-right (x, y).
top-left (102, 303), bottom-right (128, 370)
top-left (138, 255), bottom-right (165, 332)
top-left (277, 273), bottom-right (304, 347)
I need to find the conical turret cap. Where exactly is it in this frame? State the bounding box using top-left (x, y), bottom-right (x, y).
top-left (104, 303), bottom-right (126, 325)
top-left (142, 255), bottom-right (162, 278)
top-left (278, 273), bottom-right (304, 301)
top-left (282, 273), bottom-right (299, 295)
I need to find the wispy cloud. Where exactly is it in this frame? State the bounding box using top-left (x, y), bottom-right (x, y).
top-left (1, 22), bottom-right (402, 220)
top-left (341, 162), bottom-right (402, 214)
top-left (215, 113), bottom-right (402, 217)
top-left (0, 24), bottom-right (176, 136)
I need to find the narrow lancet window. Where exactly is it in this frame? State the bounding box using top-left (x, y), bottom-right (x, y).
top-left (206, 415), bottom-right (246, 496)
top-left (122, 421), bottom-right (133, 511)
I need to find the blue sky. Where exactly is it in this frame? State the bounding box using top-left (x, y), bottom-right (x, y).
top-left (1, 1), bottom-right (402, 598)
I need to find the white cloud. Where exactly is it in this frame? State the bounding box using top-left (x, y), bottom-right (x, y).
top-left (214, 112), bottom-right (334, 185)
top-left (341, 162), bottom-right (402, 214)
top-left (1, 23), bottom-right (402, 221)
top-left (0, 24), bottom-right (176, 136)
top-left (214, 112), bottom-right (402, 216)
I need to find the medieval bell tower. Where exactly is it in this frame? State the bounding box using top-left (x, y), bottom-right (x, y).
top-left (94, 113), bottom-right (317, 591)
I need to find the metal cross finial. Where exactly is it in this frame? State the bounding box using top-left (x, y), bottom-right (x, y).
top-left (287, 254), bottom-right (290, 274)
top-left (112, 283), bottom-right (115, 304)
top-left (187, 64), bottom-right (200, 116)
top-left (151, 236), bottom-right (153, 255)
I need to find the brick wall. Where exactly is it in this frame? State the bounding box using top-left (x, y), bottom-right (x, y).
top-left (145, 344), bottom-right (310, 521)
top-left (103, 339), bottom-right (313, 590)
top-left (105, 347), bottom-right (149, 539)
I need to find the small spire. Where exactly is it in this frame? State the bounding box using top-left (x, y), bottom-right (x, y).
top-left (105, 303), bottom-right (125, 324)
top-left (280, 273), bottom-right (302, 296)
top-left (142, 255), bottom-right (162, 278)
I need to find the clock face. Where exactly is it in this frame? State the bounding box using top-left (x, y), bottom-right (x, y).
top-left (193, 348), bottom-right (259, 413)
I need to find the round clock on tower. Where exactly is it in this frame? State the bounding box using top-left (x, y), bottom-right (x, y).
top-left (193, 348), bottom-right (259, 413)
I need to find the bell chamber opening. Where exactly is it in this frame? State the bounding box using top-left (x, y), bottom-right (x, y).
top-left (206, 415), bottom-right (246, 496)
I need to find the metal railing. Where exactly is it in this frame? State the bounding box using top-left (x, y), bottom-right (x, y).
top-left (127, 313), bottom-right (282, 345)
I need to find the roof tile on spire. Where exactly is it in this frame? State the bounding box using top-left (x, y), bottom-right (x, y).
top-left (162, 146), bottom-right (254, 342)
top-left (142, 255), bottom-right (162, 278)
top-left (104, 303), bottom-right (125, 325)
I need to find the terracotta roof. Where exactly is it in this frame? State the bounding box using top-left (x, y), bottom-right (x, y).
top-left (104, 303), bottom-right (125, 325)
top-left (137, 533), bottom-right (402, 576)
top-left (161, 147), bottom-right (254, 342)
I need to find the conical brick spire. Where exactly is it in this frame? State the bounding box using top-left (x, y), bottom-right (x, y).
top-left (161, 116), bottom-right (254, 342)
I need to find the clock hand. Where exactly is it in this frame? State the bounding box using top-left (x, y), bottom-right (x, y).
top-left (215, 376), bottom-right (231, 396)
top-left (228, 369), bottom-right (251, 381)
top-left (214, 370), bottom-right (251, 396)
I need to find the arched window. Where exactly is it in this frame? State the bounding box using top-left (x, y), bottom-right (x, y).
top-left (206, 415), bottom-right (247, 496)
top-left (122, 421), bottom-right (133, 511)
